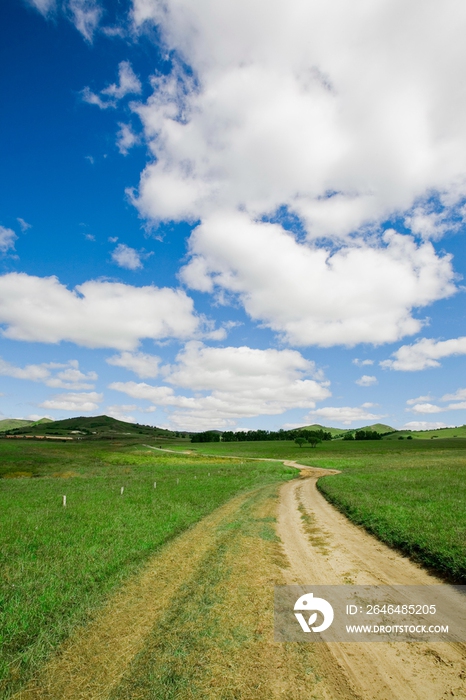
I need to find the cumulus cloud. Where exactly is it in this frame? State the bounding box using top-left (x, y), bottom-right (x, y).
top-left (381, 336), bottom-right (466, 371)
top-left (409, 401), bottom-right (466, 414)
top-left (0, 226), bottom-right (17, 254)
top-left (102, 62), bottom-right (142, 99)
top-left (40, 391), bottom-right (102, 412)
top-left (0, 357), bottom-right (97, 389)
top-left (68, 0), bottom-right (103, 42)
top-left (406, 395), bottom-right (432, 405)
top-left (131, 0), bottom-right (466, 230)
top-left (106, 351), bottom-right (161, 378)
top-left (441, 388), bottom-right (466, 401)
top-left (124, 0), bottom-right (466, 347)
top-left (106, 404), bottom-right (137, 423)
top-left (355, 375), bottom-right (377, 387)
top-left (0, 272), bottom-right (199, 350)
top-left (305, 405), bottom-right (386, 426)
top-left (83, 61), bottom-right (141, 108)
top-left (403, 421), bottom-right (451, 430)
top-left (111, 243), bottom-right (143, 270)
top-left (179, 214), bottom-right (454, 346)
top-left (353, 358), bottom-right (374, 367)
top-left (116, 123), bottom-right (140, 155)
top-left (109, 341), bottom-right (331, 430)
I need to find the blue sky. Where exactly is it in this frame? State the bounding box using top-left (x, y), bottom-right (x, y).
top-left (1, 0), bottom-right (466, 431)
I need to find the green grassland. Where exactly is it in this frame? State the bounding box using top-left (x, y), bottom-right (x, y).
top-left (176, 438), bottom-right (466, 583)
top-left (0, 440), bottom-right (295, 698)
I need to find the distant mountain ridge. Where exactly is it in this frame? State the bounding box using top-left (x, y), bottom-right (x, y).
top-left (298, 422), bottom-right (395, 435)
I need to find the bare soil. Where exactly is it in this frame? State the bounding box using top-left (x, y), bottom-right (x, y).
top-left (278, 463), bottom-right (466, 699)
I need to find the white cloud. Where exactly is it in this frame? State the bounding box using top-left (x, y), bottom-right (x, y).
top-left (129, 0), bottom-right (466, 236)
top-left (106, 351), bottom-right (161, 378)
top-left (0, 226), bottom-right (17, 254)
top-left (353, 358), bottom-right (374, 367)
top-left (179, 214), bottom-right (454, 347)
top-left (17, 218), bottom-right (32, 232)
top-left (441, 388), bottom-right (466, 401)
top-left (409, 400), bottom-right (466, 414)
top-left (109, 341), bottom-right (331, 430)
top-left (117, 123), bottom-right (140, 155)
top-left (0, 272), bottom-right (199, 350)
top-left (409, 402), bottom-right (443, 414)
top-left (111, 243), bottom-right (143, 270)
top-left (102, 62), bottom-right (142, 100)
top-left (106, 404), bottom-right (137, 423)
top-left (83, 61), bottom-right (141, 109)
top-left (381, 336), bottom-right (466, 371)
top-left (0, 357), bottom-right (97, 389)
top-left (402, 421), bottom-right (451, 430)
top-left (27, 0), bottom-right (56, 16)
top-left (68, 0), bottom-right (103, 42)
top-left (40, 391), bottom-right (102, 412)
top-left (355, 375), bottom-right (377, 387)
top-left (305, 405), bottom-right (386, 426)
top-left (406, 395), bottom-right (432, 405)
top-left (46, 366), bottom-right (98, 390)
top-left (0, 358), bottom-right (50, 383)
top-left (125, 0), bottom-right (466, 347)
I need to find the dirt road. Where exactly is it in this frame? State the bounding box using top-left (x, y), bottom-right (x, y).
top-left (278, 463), bottom-right (466, 699)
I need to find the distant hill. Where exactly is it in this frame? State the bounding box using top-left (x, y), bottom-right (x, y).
top-left (384, 425), bottom-right (466, 440)
top-left (0, 417), bottom-right (53, 431)
top-left (296, 422), bottom-right (395, 436)
top-left (297, 423), bottom-right (348, 437)
top-left (359, 423), bottom-right (395, 434)
top-left (1, 415), bottom-right (177, 440)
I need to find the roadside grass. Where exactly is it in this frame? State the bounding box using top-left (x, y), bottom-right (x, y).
top-left (0, 442), bottom-right (295, 698)
top-left (169, 439), bottom-right (466, 583)
top-left (298, 440), bottom-right (466, 583)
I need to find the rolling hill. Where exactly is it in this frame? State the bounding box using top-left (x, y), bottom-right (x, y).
top-left (0, 415), bottom-right (178, 440)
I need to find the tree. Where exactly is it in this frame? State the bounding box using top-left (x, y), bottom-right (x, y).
top-left (295, 437), bottom-right (306, 447)
top-left (308, 437), bottom-right (322, 448)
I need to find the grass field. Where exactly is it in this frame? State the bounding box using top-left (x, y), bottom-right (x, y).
top-left (176, 438), bottom-right (466, 583)
top-left (0, 441), bottom-right (295, 698)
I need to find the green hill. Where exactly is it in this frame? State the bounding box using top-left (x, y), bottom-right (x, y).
top-left (298, 423), bottom-right (348, 437)
top-left (0, 417), bottom-right (53, 432)
top-left (384, 425), bottom-right (466, 440)
top-left (2, 415), bottom-right (177, 440)
top-left (359, 423), bottom-right (395, 434)
top-left (0, 419), bottom-right (34, 431)
top-left (297, 422), bottom-right (395, 437)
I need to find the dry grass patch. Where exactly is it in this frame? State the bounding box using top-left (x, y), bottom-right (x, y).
top-left (110, 484), bottom-right (328, 700)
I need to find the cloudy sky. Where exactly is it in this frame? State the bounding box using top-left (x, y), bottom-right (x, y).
top-left (1, 0), bottom-right (466, 431)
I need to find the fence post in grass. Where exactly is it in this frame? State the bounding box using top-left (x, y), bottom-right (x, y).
top-left (177, 478), bottom-right (179, 484)
top-left (120, 486), bottom-right (124, 496)
top-left (63, 495), bottom-right (66, 508)
top-left (153, 481), bottom-right (156, 489)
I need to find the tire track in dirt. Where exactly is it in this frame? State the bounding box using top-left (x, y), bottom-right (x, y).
top-left (13, 491), bottom-right (253, 700)
top-left (278, 463), bottom-right (466, 699)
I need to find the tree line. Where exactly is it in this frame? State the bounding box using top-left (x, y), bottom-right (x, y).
top-left (191, 428), bottom-right (332, 443)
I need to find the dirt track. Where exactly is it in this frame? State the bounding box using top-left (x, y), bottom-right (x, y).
top-left (278, 463), bottom-right (466, 699)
